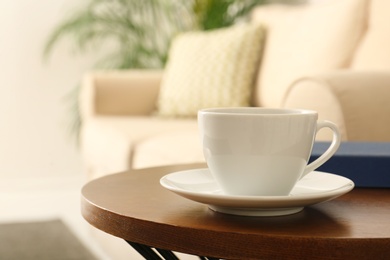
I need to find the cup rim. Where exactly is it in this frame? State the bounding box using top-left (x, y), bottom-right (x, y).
top-left (198, 107), bottom-right (317, 116)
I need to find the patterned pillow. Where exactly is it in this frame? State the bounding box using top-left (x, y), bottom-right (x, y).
top-left (156, 24), bottom-right (265, 117)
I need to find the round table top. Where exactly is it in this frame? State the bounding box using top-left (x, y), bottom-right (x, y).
top-left (81, 163), bottom-right (390, 259)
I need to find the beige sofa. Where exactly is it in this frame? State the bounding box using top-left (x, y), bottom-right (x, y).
top-left (80, 0), bottom-right (390, 258)
top-left (81, 0), bottom-right (390, 181)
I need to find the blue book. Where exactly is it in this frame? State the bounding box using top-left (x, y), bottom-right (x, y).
top-left (310, 142), bottom-right (390, 188)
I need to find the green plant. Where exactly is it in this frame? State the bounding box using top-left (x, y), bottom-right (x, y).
top-left (44, 0), bottom-right (267, 69)
top-left (193, 0), bottom-right (266, 30)
top-left (44, 1), bottom-right (196, 69)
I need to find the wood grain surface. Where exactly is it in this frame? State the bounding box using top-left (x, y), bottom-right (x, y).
top-left (81, 163), bottom-right (390, 259)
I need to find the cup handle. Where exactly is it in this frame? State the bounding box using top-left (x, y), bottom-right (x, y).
top-left (301, 121), bottom-right (341, 178)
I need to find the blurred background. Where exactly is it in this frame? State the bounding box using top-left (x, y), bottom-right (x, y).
top-left (0, 2), bottom-right (113, 258)
top-left (0, 0), bottom-right (279, 180)
top-left (0, 0), bottom-right (107, 179)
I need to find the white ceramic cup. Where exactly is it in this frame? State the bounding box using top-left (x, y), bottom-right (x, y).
top-left (198, 107), bottom-right (341, 196)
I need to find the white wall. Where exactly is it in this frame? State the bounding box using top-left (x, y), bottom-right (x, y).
top-left (0, 1), bottom-right (105, 178)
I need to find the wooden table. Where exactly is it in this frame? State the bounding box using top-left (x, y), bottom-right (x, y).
top-left (81, 163), bottom-right (390, 260)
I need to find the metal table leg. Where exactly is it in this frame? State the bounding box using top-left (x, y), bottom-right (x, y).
top-left (126, 240), bottom-right (220, 260)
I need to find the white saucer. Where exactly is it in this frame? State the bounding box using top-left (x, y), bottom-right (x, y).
top-left (160, 168), bottom-right (354, 217)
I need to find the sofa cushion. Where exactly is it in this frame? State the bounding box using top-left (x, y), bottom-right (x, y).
top-left (351, 0), bottom-right (390, 70)
top-left (80, 116), bottom-right (198, 179)
top-left (133, 129), bottom-right (204, 169)
top-left (156, 24), bottom-right (265, 117)
top-left (251, 0), bottom-right (367, 107)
